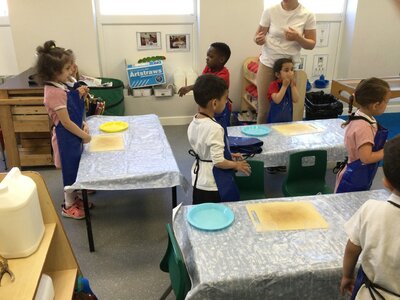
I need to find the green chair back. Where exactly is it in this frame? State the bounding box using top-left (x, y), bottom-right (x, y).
top-left (160, 224), bottom-right (191, 300)
top-left (234, 160), bottom-right (266, 200)
top-left (282, 150), bottom-right (332, 196)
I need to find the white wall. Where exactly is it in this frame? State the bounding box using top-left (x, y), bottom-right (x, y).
top-left (0, 25), bottom-right (18, 75)
top-left (337, 0), bottom-right (400, 78)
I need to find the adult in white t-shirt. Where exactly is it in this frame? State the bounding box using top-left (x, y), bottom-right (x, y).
top-left (253, 0), bottom-right (316, 124)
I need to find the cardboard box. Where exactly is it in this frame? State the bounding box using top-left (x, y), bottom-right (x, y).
top-left (153, 86), bottom-right (173, 97)
top-left (133, 88), bottom-right (152, 97)
top-left (126, 60), bottom-right (166, 88)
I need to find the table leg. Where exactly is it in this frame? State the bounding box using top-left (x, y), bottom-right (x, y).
top-left (82, 189), bottom-right (95, 252)
top-left (172, 186), bottom-right (177, 208)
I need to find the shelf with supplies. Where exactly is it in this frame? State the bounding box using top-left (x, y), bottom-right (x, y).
top-left (0, 171), bottom-right (80, 300)
top-left (241, 57), bottom-right (259, 116)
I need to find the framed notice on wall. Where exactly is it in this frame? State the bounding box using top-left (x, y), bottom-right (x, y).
top-left (136, 32), bottom-right (162, 50)
top-left (166, 34), bottom-right (190, 52)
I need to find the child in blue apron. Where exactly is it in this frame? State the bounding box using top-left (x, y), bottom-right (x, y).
top-left (335, 78), bottom-right (390, 193)
top-left (340, 135), bottom-right (400, 299)
top-left (179, 42), bottom-right (232, 136)
top-left (35, 40), bottom-right (91, 219)
top-left (188, 74), bottom-right (251, 204)
top-left (266, 57), bottom-right (300, 124)
top-left (266, 57), bottom-right (300, 173)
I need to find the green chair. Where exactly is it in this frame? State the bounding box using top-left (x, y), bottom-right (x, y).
top-left (160, 224), bottom-right (191, 300)
top-left (282, 150), bottom-right (332, 196)
top-left (234, 160), bottom-right (266, 200)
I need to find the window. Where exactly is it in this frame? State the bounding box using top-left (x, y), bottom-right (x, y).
top-left (0, 0), bottom-right (8, 17)
top-left (264, 0), bottom-right (346, 14)
top-left (98, 0), bottom-right (195, 15)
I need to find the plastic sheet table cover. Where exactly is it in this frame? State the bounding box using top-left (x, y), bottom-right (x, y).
top-left (173, 189), bottom-right (390, 300)
top-left (69, 114), bottom-right (188, 191)
top-left (228, 118), bottom-right (346, 167)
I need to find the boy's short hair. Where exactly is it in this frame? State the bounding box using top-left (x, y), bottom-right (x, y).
top-left (210, 42), bottom-right (231, 64)
top-left (383, 135), bottom-right (400, 191)
top-left (273, 57), bottom-right (294, 74)
top-left (193, 74), bottom-right (227, 108)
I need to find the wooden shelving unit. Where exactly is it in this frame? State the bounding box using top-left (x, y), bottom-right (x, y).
top-left (0, 171), bottom-right (79, 300)
top-left (0, 68), bottom-right (53, 169)
top-left (240, 57), bottom-right (259, 120)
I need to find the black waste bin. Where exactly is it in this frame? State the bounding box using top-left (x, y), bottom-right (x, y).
top-left (89, 77), bottom-right (125, 116)
top-left (305, 91), bottom-right (343, 120)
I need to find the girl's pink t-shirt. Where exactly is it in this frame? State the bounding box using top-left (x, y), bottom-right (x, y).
top-left (44, 85), bottom-right (68, 168)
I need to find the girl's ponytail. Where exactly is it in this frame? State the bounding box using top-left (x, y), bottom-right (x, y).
top-left (348, 94), bottom-right (354, 114)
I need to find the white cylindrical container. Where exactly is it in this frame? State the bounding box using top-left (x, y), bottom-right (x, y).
top-left (0, 168), bottom-right (45, 258)
top-left (34, 274), bottom-right (55, 300)
top-left (173, 69), bottom-right (186, 92)
top-left (186, 70), bottom-right (198, 86)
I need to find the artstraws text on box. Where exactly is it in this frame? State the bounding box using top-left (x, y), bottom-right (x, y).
top-left (126, 60), bottom-right (166, 88)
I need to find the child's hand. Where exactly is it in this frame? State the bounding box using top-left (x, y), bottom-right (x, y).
top-left (78, 86), bottom-right (89, 98)
top-left (82, 134), bottom-right (91, 144)
top-left (231, 153), bottom-right (243, 161)
top-left (178, 86), bottom-right (190, 97)
top-left (339, 276), bottom-right (354, 296)
top-left (282, 78), bottom-right (291, 87)
top-left (235, 160), bottom-right (251, 176)
top-left (82, 122), bottom-right (89, 134)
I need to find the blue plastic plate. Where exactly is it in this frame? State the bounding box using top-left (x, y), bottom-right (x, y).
top-left (187, 203), bottom-right (235, 231)
top-left (240, 125), bottom-right (271, 137)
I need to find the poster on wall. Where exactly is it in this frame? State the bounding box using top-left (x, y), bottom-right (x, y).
top-left (166, 34), bottom-right (190, 52)
top-left (298, 55), bottom-right (307, 70)
top-left (136, 32), bottom-right (162, 50)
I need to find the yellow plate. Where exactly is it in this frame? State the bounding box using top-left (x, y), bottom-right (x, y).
top-left (99, 121), bottom-right (129, 133)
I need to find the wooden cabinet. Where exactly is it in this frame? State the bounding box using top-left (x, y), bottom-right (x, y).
top-left (0, 69), bottom-right (53, 168)
top-left (0, 171), bottom-right (79, 300)
top-left (240, 57), bottom-right (259, 123)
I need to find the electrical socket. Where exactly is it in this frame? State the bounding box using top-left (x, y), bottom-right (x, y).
top-left (312, 55), bottom-right (328, 77)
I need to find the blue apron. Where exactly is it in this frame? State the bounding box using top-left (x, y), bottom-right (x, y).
top-left (351, 201), bottom-right (400, 299)
top-left (214, 100), bottom-right (231, 137)
top-left (336, 115), bottom-right (388, 193)
top-left (190, 112), bottom-right (240, 202)
top-left (267, 83), bottom-right (293, 123)
top-left (53, 84), bottom-right (85, 187)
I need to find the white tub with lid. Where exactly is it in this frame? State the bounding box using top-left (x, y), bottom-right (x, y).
top-left (0, 168), bottom-right (45, 258)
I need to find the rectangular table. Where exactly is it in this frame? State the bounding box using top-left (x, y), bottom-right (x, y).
top-left (173, 189), bottom-right (390, 300)
top-left (228, 118), bottom-right (346, 167)
top-left (68, 114), bottom-right (188, 251)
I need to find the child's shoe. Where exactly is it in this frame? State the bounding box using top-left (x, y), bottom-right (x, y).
top-left (61, 203), bottom-right (85, 220)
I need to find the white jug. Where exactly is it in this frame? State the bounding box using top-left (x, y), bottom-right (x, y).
top-left (0, 168), bottom-right (45, 258)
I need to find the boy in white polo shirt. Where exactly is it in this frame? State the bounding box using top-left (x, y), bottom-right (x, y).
top-left (340, 135), bottom-right (400, 299)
